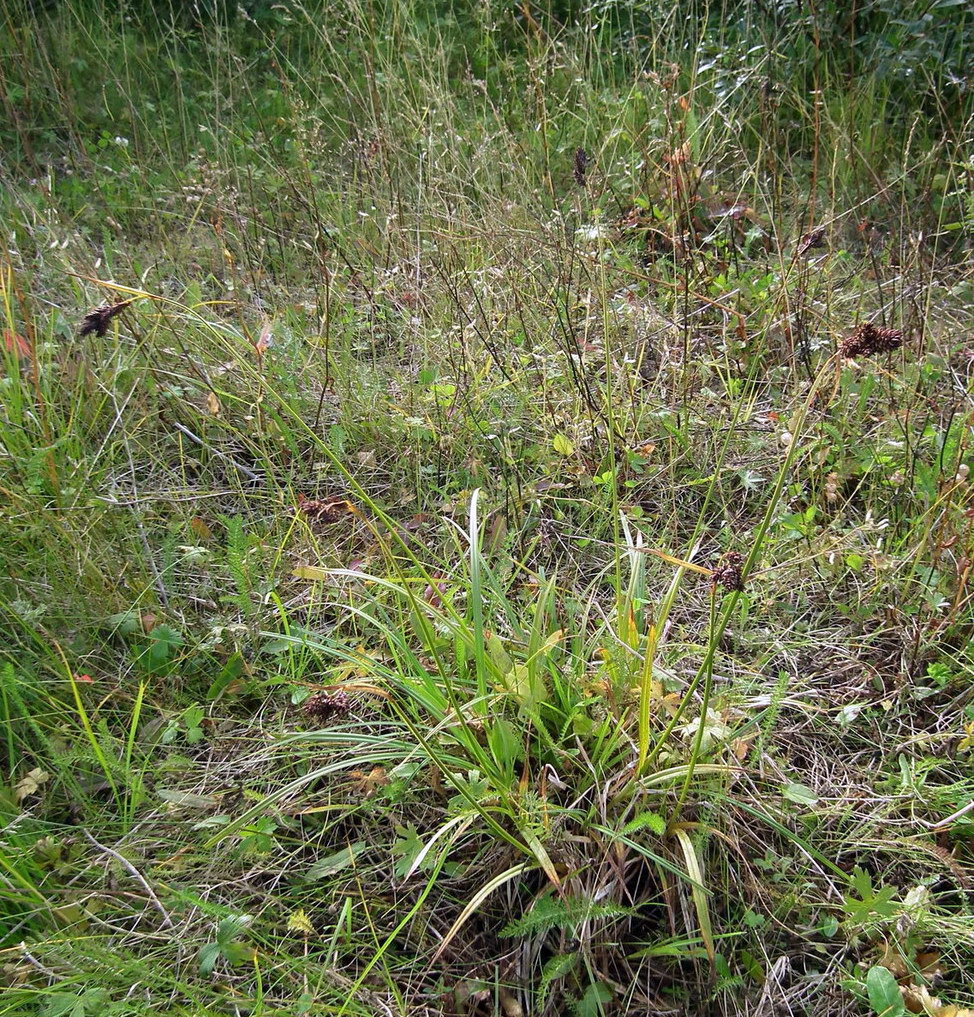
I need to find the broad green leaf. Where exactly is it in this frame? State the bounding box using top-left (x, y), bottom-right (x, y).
top-left (783, 782), bottom-right (819, 806)
top-left (866, 965), bottom-right (905, 1017)
top-left (198, 942), bottom-right (222, 975)
top-left (487, 716), bottom-right (520, 769)
top-left (552, 433), bottom-right (575, 456)
top-left (306, 842), bottom-right (368, 880)
top-left (486, 632), bottom-right (513, 675)
top-left (577, 981), bottom-right (613, 1017)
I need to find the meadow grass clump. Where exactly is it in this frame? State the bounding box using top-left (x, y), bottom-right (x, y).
top-left (1, 1), bottom-right (974, 1015)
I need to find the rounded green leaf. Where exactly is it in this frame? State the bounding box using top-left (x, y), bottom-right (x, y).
top-left (866, 965), bottom-right (905, 1017)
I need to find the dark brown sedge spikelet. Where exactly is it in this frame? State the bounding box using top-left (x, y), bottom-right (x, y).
top-left (79, 299), bottom-right (134, 338)
top-left (297, 493), bottom-right (356, 525)
top-left (839, 321), bottom-right (903, 359)
top-left (711, 551), bottom-right (745, 592)
top-left (301, 690), bottom-right (351, 724)
top-left (797, 226), bottom-right (826, 255)
top-left (573, 147), bottom-right (588, 188)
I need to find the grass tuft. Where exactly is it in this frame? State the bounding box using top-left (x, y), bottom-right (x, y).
top-left (1, 1), bottom-right (974, 1014)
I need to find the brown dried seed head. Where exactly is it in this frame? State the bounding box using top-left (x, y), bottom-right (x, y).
top-left (301, 690), bottom-right (352, 724)
top-left (839, 321), bottom-right (903, 359)
top-left (79, 299), bottom-right (134, 338)
top-left (297, 493), bottom-right (356, 525)
top-left (711, 551), bottom-right (746, 592)
top-left (573, 147), bottom-right (588, 188)
top-left (798, 227), bottom-right (826, 255)
top-left (824, 472), bottom-right (841, 503)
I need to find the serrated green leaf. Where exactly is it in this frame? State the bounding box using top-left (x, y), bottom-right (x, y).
top-left (620, 811), bottom-right (667, 837)
top-left (538, 952), bottom-right (579, 1006)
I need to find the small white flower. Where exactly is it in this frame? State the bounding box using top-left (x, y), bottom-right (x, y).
top-left (678, 708), bottom-right (731, 751)
top-left (177, 546), bottom-right (211, 564)
top-left (836, 703), bottom-right (863, 728)
top-left (864, 510), bottom-right (890, 530)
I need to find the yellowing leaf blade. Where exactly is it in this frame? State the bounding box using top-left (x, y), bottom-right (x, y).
top-left (552, 433), bottom-right (575, 456)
